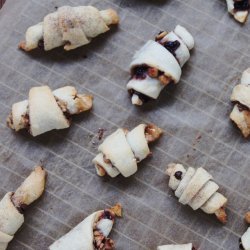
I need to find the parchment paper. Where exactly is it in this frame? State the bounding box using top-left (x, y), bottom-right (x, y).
top-left (0, 0), bottom-right (249, 249)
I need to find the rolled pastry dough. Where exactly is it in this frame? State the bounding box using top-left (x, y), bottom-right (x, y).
top-left (241, 227), bottom-right (250, 250)
top-left (19, 6), bottom-right (119, 51)
top-left (230, 68), bottom-right (250, 137)
top-left (7, 85), bottom-right (93, 136)
top-left (166, 163), bottom-right (227, 223)
top-left (49, 208), bottom-right (117, 250)
top-left (0, 166), bottom-right (46, 250)
top-left (127, 25), bottom-right (194, 105)
top-left (93, 124), bottom-right (162, 178)
top-left (157, 243), bottom-right (193, 250)
top-left (225, 0), bottom-right (249, 23)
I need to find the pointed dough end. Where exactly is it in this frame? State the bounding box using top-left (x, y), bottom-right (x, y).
top-left (215, 207), bottom-right (227, 224)
top-left (77, 94), bottom-right (93, 112)
top-left (166, 163), bottom-right (176, 176)
top-left (145, 124), bottom-right (163, 143)
top-left (110, 203), bottom-right (122, 217)
top-left (12, 166), bottom-right (46, 207)
top-left (18, 41), bottom-right (29, 51)
top-left (234, 11), bottom-right (249, 23)
top-left (131, 94), bottom-right (143, 106)
top-left (100, 9), bottom-right (119, 26)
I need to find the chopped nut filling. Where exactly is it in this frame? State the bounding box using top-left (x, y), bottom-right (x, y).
top-left (155, 31), bottom-right (168, 41)
top-left (245, 211), bottom-right (250, 224)
top-left (145, 124), bottom-right (163, 143)
top-left (11, 192), bottom-right (28, 214)
top-left (93, 209), bottom-right (116, 250)
top-left (215, 207), bottom-right (227, 224)
top-left (96, 164), bottom-right (106, 177)
top-left (97, 155), bottom-right (120, 177)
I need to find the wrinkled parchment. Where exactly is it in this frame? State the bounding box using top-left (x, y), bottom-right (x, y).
top-left (0, 0), bottom-right (249, 249)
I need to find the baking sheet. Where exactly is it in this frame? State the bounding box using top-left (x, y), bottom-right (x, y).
top-left (0, 0), bottom-right (249, 249)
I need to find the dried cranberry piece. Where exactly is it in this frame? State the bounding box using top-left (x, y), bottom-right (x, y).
top-left (174, 171), bottom-right (183, 180)
top-left (133, 66), bottom-right (148, 80)
top-left (103, 209), bottom-right (114, 220)
top-left (163, 40), bottom-right (181, 56)
top-left (234, 0), bottom-right (249, 11)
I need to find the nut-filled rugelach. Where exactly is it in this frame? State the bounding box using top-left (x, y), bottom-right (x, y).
top-left (127, 25), bottom-right (194, 105)
top-left (0, 166), bottom-right (46, 250)
top-left (7, 86), bottom-right (93, 136)
top-left (166, 163), bottom-right (227, 223)
top-left (230, 68), bottom-right (250, 137)
top-left (93, 124), bottom-right (163, 178)
top-left (49, 204), bottom-right (122, 250)
top-left (19, 6), bottom-right (119, 51)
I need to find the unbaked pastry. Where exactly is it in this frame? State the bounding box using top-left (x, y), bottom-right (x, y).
top-left (226, 0), bottom-right (249, 23)
top-left (7, 85), bottom-right (93, 136)
top-left (157, 243), bottom-right (193, 250)
top-left (19, 6), bottom-right (119, 51)
top-left (166, 163), bottom-right (227, 223)
top-left (230, 68), bottom-right (250, 137)
top-left (127, 25), bottom-right (194, 105)
top-left (0, 166), bottom-right (46, 250)
top-left (93, 124), bottom-right (163, 178)
top-left (49, 204), bottom-right (122, 250)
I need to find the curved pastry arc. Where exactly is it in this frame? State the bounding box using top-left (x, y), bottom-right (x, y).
top-left (19, 6), bottom-right (119, 51)
top-left (0, 166), bottom-right (46, 250)
top-left (166, 163), bottom-right (227, 223)
top-left (127, 25), bottom-right (194, 106)
top-left (7, 85), bottom-right (93, 136)
top-left (93, 124), bottom-right (163, 178)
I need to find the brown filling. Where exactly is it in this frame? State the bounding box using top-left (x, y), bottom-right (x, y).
top-left (93, 209), bottom-right (115, 250)
top-left (11, 192), bottom-right (27, 215)
top-left (6, 114), bottom-right (14, 129)
top-left (145, 124), bottom-right (163, 143)
top-left (97, 155), bottom-right (119, 177)
top-left (131, 65), bottom-right (172, 86)
top-left (235, 102), bottom-right (250, 112)
top-left (129, 31), bottom-right (178, 104)
top-left (215, 207), bottom-right (227, 224)
top-left (99, 125), bottom-right (162, 176)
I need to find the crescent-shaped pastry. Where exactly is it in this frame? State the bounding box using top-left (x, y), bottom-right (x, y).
top-left (230, 68), bottom-right (250, 137)
top-left (0, 166), bottom-right (46, 250)
top-left (225, 0), bottom-right (249, 23)
top-left (7, 85), bottom-right (93, 136)
top-left (93, 124), bottom-right (163, 178)
top-left (166, 163), bottom-right (227, 223)
top-left (49, 204), bottom-right (122, 250)
top-left (126, 25), bottom-right (194, 105)
top-left (19, 6), bottom-right (119, 51)
top-left (157, 243), bottom-right (193, 250)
